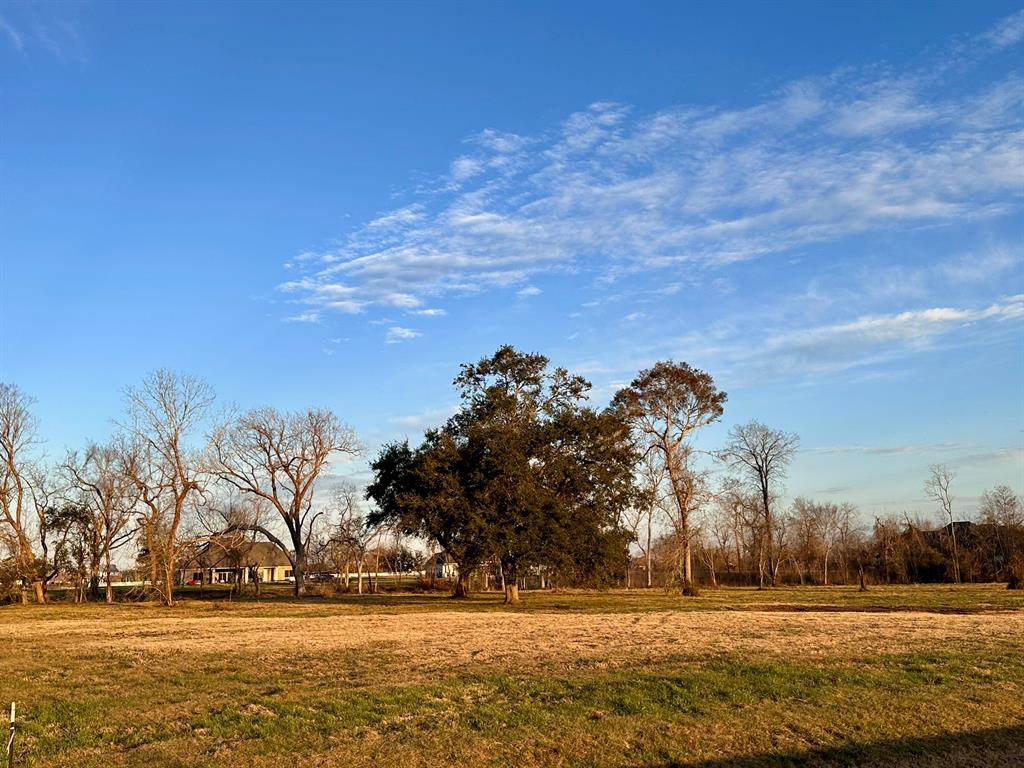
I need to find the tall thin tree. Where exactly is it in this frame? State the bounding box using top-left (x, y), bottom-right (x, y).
top-left (924, 463), bottom-right (961, 584)
top-left (612, 361), bottom-right (726, 595)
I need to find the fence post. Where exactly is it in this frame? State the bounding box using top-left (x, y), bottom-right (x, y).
top-left (6, 701), bottom-right (14, 768)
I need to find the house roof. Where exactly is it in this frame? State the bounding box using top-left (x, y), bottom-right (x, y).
top-left (182, 537), bottom-right (292, 569)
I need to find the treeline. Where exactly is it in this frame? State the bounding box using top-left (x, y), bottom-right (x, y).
top-left (637, 489), bottom-right (1024, 590)
top-left (2, 346), bottom-right (1021, 606)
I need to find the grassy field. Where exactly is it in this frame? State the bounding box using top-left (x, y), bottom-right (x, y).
top-left (1, 585), bottom-right (1022, 767)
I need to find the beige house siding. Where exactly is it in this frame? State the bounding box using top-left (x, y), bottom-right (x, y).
top-left (180, 539), bottom-right (293, 584)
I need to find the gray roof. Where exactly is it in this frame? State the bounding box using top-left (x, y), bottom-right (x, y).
top-left (183, 538), bottom-right (292, 569)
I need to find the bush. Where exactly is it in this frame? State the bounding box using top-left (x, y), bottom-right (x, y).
top-left (0, 559), bottom-right (22, 604)
top-left (1007, 554), bottom-right (1024, 590)
top-left (415, 576), bottom-right (451, 592)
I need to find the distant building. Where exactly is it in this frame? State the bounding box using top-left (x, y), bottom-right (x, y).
top-left (179, 539), bottom-right (293, 585)
top-left (431, 552), bottom-right (459, 578)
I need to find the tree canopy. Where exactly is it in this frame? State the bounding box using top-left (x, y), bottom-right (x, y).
top-left (367, 345), bottom-right (638, 601)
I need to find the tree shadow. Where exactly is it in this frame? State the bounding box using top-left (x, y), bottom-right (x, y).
top-left (646, 725), bottom-right (1024, 767)
top-left (179, 589), bottom-right (485, 608)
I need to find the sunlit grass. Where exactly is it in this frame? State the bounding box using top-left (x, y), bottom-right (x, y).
top-left (2, 585), bottom-right (1022, 767)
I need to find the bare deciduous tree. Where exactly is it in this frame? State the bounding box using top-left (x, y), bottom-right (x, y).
top-left (696, 502), bottom-right (736, 588)
top-left (979, 485), bottom-right (1022, 527)
top-left (715, 477), bottom-right (757, 581)
top-left (924, 463), bottom-right (961, 584)
top-left (27, 464), bottom-right (64, 601)
top-left (65, 442), bottom-right (138, 602)
top-left (212, 406), bottom-right (361, 597)
top-left (0, 383), bottom-right (44, 603)
top-left (121, 370), bottom-right (215, 606)
top-left (717, 421), bottom-right (799, 588)
top-left (621, 453), bottom-right (663, 588)
top-left (328, 483), bottom-right (385, 594)
top-left (790, 497), bottom-right (850, 585)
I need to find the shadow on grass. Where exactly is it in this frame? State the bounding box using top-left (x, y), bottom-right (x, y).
top-left (652, 724), bottom-right (1024, 767)
top-left (726, 603), bottom-right (1007, 615)
top-left (184, 590), bottom-right (459, 607)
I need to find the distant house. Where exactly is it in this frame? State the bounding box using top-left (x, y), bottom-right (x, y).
top-left (432, 552), bottom-right (459, 578)
top-left (180, 539), bottom-right (293, 585)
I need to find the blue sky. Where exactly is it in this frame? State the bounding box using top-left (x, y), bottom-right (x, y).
top-left (1, 1), bottom-right (1022, 521)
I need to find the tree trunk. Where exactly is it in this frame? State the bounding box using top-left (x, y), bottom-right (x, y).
top-left (646, 525), bottom-right (653, 588)
top-left (761, 482), bottom-right (776, 587)
top-left (665, 458), bottom-right (697, 597)
top-left (372, 549), bottom-right (380, 594)
top-left (163, 560), bottom-right (175, 606)
top-left (734, 527), bottom-right (743, 582)
top-left (293, 561), bottom-right (305, 598)
top-left (757, 542), bottom-right (767, 590)
top-left (105, 548), bottom-right (114, 604)
top-left (681, 537), bottom-right (697, 596)
top-left (32, 580), bottom-right (45, 604)
top-left (146, 522), bottom-right (159, 598)
top-left (502, 561), bottom-right (519, 604)
top-left (949, 525), bottom-right (962, 584)
top-left (452, 568), bottom-right (470, 598)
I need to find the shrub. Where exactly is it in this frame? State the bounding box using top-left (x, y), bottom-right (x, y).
top-left (415, 576), bottom-right (451, 592)
top-left (1007, 554), bottom-right (1024, 590)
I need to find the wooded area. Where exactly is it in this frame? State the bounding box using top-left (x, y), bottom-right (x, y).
top-left (2, 347), bottom-right (1022, 606)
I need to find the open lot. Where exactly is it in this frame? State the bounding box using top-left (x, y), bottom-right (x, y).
top-left (2, 585), bottom-right (1022, 767)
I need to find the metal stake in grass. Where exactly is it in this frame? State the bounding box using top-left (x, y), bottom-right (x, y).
top-left (6, 701), bottom-right (14, 768)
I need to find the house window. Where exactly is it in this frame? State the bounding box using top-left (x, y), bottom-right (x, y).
top-left (284, 569), bottom-right (293, 578)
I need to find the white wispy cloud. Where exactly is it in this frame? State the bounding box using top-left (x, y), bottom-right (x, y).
top-left (805, 442), bottom-right (966, 456)
top-left (385, 326), bottom-right (421, 343)
top-left (829, 82), bottom-right (937, 135)
top-left (412, 308), bottom-right (447, 316)
top-left (733, 294), bottom-right (1024, 378)
top-left (938, 245), bottom-right (1021, 283)
top-left (280, 12), bottom-right (1024, 319)
top-left (986, 9), bottom-right (1024, 48)
top-left (952, 447), bottom-right (1024, 468)
top-left (517, 285), bottom-right (542, 298)
top-left (570, 291), bottom-right (1024, 389)
top-left (391, 404), bottom-right (459, 431)
top-left (0, 6), bottom-right (85, 61)
top-left (285, 310), bottom-right (321, 323)
top-left (0, 14), bottom-right (24, 51)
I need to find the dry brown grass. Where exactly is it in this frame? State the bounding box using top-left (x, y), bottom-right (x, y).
top-left (4, 606), bottom-right (1022, 677)
top-left (1, 586), bottom-right (1022, 767)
